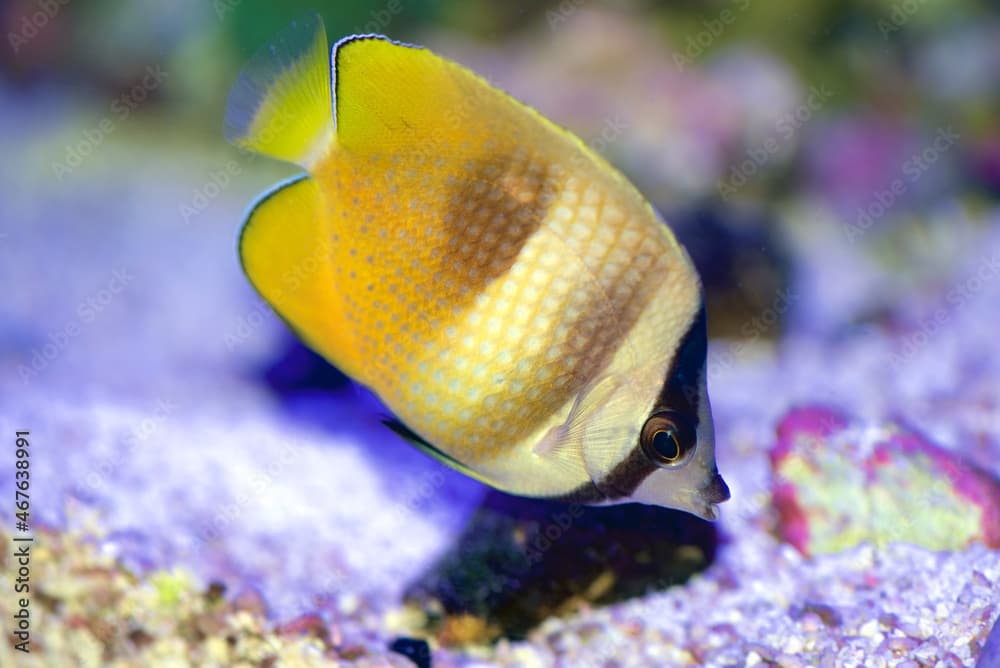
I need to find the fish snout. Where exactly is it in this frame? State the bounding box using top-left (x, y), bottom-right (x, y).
top-left (701, 470), bottom-right (731, 505)
top-left (690, 472), bottom-right (731, 521)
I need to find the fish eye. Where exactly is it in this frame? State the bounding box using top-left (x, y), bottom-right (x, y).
top-left (640, 411), bottom-right (697, 468)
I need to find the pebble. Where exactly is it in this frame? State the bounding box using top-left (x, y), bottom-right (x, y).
top-left (338, 593), bottom-right (360, 615)
top-left (884, 636), bottom-right (919, 656)
top-left (859, 619), bottom-right (880, 638)
top-left (783, 636), bottom-right (804, 655)
top-left (388, 637), bottom-right (432, 668)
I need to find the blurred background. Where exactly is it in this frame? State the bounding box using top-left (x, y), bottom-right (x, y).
top-left (1, 0), bottom-right (999, 666)
top-left (4, 0), bottom-right (999, 346)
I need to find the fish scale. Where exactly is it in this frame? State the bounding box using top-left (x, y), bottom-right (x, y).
top-left (329, 157), bottom-right (677, 461)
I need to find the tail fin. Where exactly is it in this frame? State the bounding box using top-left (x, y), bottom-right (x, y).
top-left (224, 14), bottom-right (334, 168)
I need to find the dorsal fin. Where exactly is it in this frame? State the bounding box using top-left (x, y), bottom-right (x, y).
top-left (224, 14), bottom-right (334, 168)
top-left (330, 33), bottom-right (600, 161)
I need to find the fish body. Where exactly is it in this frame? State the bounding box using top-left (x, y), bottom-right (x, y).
top-left (226, 16), bottom-right (729, 519)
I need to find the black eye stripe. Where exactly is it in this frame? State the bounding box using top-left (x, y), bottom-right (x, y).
top-left (652, 305), bottom-right (706, 427)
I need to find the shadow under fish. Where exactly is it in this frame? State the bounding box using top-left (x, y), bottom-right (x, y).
top-left (401, 490), bottom-right (720, 644)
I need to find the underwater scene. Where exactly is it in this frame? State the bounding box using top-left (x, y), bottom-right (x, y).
top-left (1, 1), bottom-right (999, 666)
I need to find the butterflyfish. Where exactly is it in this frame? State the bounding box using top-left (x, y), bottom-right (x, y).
top-left (225, 16), bottom-right (730, 519)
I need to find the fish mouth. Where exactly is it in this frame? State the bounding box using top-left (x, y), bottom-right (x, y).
top-left (697, 471), bottom-right (731, 520)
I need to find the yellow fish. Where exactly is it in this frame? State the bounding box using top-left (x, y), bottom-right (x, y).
top-left (225, 16), bottom-right (729, 519)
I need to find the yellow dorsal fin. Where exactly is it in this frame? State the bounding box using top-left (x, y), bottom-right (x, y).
top-left (331, 34), bottom-right (593, 159)
top-left (332, 35), bottom-right (443, 151)
top-left (224, 14), bottom-right (333, 168)
top-left (238, 175), bottom-right (365, 381)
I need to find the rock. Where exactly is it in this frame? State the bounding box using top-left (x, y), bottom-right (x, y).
top-left (771, 406), bottom-right (1000, 555)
